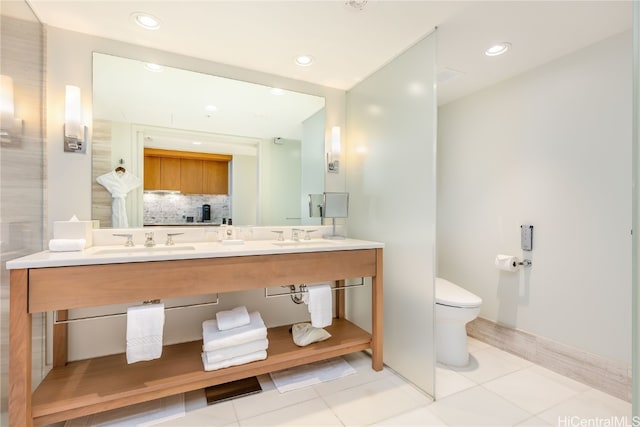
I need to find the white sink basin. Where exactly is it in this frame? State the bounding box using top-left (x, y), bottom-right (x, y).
top-left (91, 245), bottom-right (197, 255)
top-left (221, 239), bottom-right (244, 246)
top-left (272, 239), bottom-right (332, 247)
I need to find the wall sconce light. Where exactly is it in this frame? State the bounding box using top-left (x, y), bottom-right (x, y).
top-left (64, 85), bottom-right (87, 153)
top-left (1, 74), bottom-right (23, 144)
top-left (327, 126), bottom-right (341, 173)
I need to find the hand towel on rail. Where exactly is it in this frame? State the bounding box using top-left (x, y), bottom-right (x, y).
top-left (126, 303), bottom-right (165, 364)
top-left (215, 305), bottom-right (251, 331)
top-left (202, 311), bottom-right (267, 352)
top-left (201, 350), bottom-right (268, 371)
top-left (203, 338), bottom-right (269, 364)
top-left (304, 284), bottom-right (332, 328)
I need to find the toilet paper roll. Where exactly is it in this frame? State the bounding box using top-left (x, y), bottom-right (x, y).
top-left (495, 254), bottom-right (520, 272)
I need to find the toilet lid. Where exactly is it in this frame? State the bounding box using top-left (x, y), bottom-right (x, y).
top-left (435, 278), bottom-right (482, 308)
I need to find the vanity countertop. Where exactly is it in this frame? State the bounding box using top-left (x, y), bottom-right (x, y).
top-left (6, 238), bottom-right (384, 270)
top-left (143, 223), bottom-right (221, 227)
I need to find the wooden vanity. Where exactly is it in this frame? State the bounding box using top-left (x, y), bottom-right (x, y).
top-left (9, 245), bottom-right (383, 426)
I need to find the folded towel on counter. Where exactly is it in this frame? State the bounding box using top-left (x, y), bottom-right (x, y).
top-left (202, 311), bottom-right (267, 352)
top-left (48, 238), bottom-right (86, 252)
top-left (303, 284), bottom-right (332, 328)
top-left (201, 350), bottom-right (267, 372)
top-left (203, 338), bottom-right (269, 364)
top-left (126, 303), bottom-right (165, 364)
top-left (215, 306), bottom-right (250, 331)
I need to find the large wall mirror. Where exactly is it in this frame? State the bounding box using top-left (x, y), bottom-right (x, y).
top-left (91, 53), bottom-right (326, 228)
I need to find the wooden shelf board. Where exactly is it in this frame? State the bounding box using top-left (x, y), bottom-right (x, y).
top-left (32, 319), bottom-right (371, 426)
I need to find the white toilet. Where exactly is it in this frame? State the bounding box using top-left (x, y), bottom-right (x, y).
top-left (435, 277), bottom-right (482, 367)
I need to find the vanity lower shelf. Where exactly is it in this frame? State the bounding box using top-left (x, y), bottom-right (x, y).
top-left (31, 319), bottom-right (371, 426)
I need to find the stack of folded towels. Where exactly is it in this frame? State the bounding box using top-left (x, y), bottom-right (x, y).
top-left (201, 306), bottom-right (268, 371)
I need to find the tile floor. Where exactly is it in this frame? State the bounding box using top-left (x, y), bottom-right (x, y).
top-left (153, 337), bottom-right (631, 426)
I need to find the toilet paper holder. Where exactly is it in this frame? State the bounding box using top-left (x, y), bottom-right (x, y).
top-left (515, 259), bottom-right (532, 267)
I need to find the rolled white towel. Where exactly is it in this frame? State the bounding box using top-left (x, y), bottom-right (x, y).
top-left (204, 338), bottom-right (269, 364)
top-left (201, 350), bottom-right (267, 372)
top-left (49, 238), bottom-right (86, 252)
top-left (202, 311), bottom-right (267, 352)
top-left (215, 306), bottom-right (250, 331)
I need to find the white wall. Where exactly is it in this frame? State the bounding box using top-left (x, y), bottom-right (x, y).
top-left (437, 31), bottom-right (632, 364)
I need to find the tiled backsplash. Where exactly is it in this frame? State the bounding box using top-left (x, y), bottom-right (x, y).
top-left (143, 193), bottom-right (230, 224)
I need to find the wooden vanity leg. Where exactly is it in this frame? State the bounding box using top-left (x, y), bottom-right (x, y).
top-left (371, 248), bottom-right (384, 371)
top-left (9, 269), bottom-right (33, 427)
top-left (53, 310), bottom-right (68, 367)
top-left (335, 280), bottom-right (346, 319)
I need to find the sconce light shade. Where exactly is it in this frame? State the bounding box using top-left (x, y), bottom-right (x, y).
top-left (1, 75), bottom-right (15, 122)
top-left (327, 126), bottom-right (341, 173)
top-left (0, 74), bottom-right (23, 144)
top-left (64, 85), bottom-right (86, 153)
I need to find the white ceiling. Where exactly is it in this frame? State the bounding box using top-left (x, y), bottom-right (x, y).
top-left (24, 0), bottom-right (633, 106)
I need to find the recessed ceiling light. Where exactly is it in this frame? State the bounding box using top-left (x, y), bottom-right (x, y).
top-left (132, 12), bottom-right (160, 30)
top-left (485, 42), bottom-right (511, 57)
top-left (205, 105), bottom-right (218, 112)
top-left (295, 54), bottom-right (314, 67)
top-left (144, 63), bottom-right (163, 72)
top-left (345, 1), bottom-right (368, 11)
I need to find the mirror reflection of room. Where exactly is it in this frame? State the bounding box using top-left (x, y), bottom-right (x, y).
top-left (91, 53), bottom-right (326, 228)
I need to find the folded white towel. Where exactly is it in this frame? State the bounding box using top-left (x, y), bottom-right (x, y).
top-left (201, 350), bottom-right (267, 372)
top-left (49, 238), bottom-right (86, 252)
top-left (126, 303), bottom-right (165, 364)
top-left (304, 284), bottom-right (332, 328)
top-left (204, 338), bottom-right (269, 364)
top-left (202, 311), bottom-right (267, 352)
top-left (215, 306), bottom-right (251, 331)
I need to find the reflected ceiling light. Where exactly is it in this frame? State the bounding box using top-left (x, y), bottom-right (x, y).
top-left (192, 141), bottom-right (202, 145)
top-left (132, 12), bottom-right (160, 30)
top-left (485, 42), bottom-right (511, 57)
top-left (270, 88), bottom-right (284, 95)
top-left (295, 54), bottom-right (314, 67)
top-left (144, 63), bottom-right (163, 72)
top-left (345, 0), bottom-right (368, 11)
top-left (205, 105), bottom-right (218, 118)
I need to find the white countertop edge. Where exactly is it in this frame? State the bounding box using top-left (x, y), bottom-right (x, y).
top-left (6, 239), bottom-right (384, 269)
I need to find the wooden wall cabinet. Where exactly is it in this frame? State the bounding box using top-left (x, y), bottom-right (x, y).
top-left (143, 149), bottom-right (231, 195)
top-left (143, 156), bottom-right (181, 191)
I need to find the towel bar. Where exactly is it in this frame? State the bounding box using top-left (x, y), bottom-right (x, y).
top-left (53, 295), bottom-right (220, 324)
top-left (264, 278), bottom-right (365, 299)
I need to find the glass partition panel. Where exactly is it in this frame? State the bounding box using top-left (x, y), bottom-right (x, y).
top-left (345, 30), bottom-right (438, 396)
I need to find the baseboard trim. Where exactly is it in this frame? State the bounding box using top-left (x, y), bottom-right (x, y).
top-left (467, 317), bottom-right (631, 402)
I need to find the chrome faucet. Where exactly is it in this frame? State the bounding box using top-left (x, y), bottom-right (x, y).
top-left (165, 232), bottom-right (184, 246)
top-left (113, 233), bottom-right (134, 247)
top-left (144, 232), bottom-right (156, 247)
top-left (291, 228), bottom-right (303, 241)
